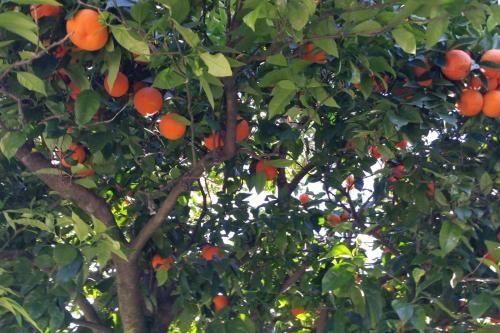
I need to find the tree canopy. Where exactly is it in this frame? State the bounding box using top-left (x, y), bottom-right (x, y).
top-left (0, 0), bottom-right (499, 332)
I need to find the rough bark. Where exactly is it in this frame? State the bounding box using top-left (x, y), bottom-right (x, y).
top-left (75, 293), bottom-right (110, 333)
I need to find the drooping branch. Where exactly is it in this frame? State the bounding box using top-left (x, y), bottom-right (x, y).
top-left (286, 162), bottom-right (315, 196)
top-left (72, 319), bottom-right (113, 333)
top-left (130, 76), bottom-right (240, 259)
top-left (279, 262), bottom-right (308, 294)
top-left (15, 141), bottom-right (123, 240)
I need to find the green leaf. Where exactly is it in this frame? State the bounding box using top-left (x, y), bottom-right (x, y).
top-left (157, 0), bottom-right (190, 22)
top-left (287, 0), bottom-right (316, 31)
top-left (350, 286), bottom-right (366, 316)
top-left (434, 189), bottom-right (448, 207)
top-left (170, 114), bottom-right (191, 126)
top-left (243, 3), bottom-right (264, 31)
top-left (72, 212), bottom-right (90, 241)
top-left (310, 16), bottom-right (339, 57)
top-left (322, 265), bottom-right (354, 294)
top-left (200, 53), bottom-right (232, 77)
top-left (0, 132), bottom-right (26, 159)
top-left (153, 68), bottom-right (186, 89)
top-left (199, 75), bottom-right (214, 109)
top-left (268, 84), bottom-right (296, 119)
top-left (0, 12), bottom-right (38, 44)
top-left (265, 159), bottom-right (293, 168)
top-left (10, 0), bottom-right (60, 5)
top-left (479, 172), bottom-right (493, 194)
top-left (53, 245), bottom-right (77, 266)
top-left (16, 72), bottom-right (46, 96)
top-left (330, 244), bottom-right (352, 258)
top-left (468, 293), bottom-right (492, 319)
top-left (65, 64), bottom-right (90, 90)
top-left (412, 268), bottom-right (425, 285)
top-left (75, 90), bottom-right (101, 126)
top-left (0, 297), bottom-right (43, 332)
top-left (111, 25), bottom-right (150, 55)
top-left (391, 300), bottom-right (413, 322)
top-left (267, 54), bottom-right (288, 67)
top-left (351, 20), bottom-right (382, 36)
top-left (425, 18), bottom-right (448, 49)
top-left (130, 1), bottom-right (155, 24)
top-left (439, 221), bottom-right (461, 255)
top-left (377, 145), bottom-right (394, 160)
top-left (255, 171), bottom-right (267, 194)
top-left (392, 28), bottom-right (416, 54)
top-left (173, 21), bottom-right (200, 48)
top-left (104, 47), bottom-right (121, 90)
top-left (156, 267), bottom-right (169, 286)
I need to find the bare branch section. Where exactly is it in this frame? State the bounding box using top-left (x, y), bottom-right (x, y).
top-left (287, 162), bottom-right (315, 196)
top-left (72, 319), bottom-right (113, 333)
top-left (279, 262), bottom-right (308, 294)
top-left (130, 77), bottom-right (240, 259)
top-left (15, 142), bottom-right (122, 237)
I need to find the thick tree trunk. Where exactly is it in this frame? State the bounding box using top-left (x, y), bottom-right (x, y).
top-left (114, 258), bottom-right (147, 333)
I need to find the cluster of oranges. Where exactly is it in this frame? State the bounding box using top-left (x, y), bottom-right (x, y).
top-left (412, 49), bottom-right (500, 118)
top-left (56, 143), bottom-right (94, 177)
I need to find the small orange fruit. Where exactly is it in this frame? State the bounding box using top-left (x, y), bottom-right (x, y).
top-left (368, 145), bottom-right (381, 159)
top-left (387, 176), bottom-right (398, 183)
top-left (482, 90), bottom-right (500, 118)
top-left (236, 118), bottom-right (250, 142)
top-left (255, 160), bottom-right (277, 181)
top-left (469, 76), bottom-right (482, 90)
top-left (133, 87), bottom-right (163, 116)
top-left (104, 72), bottom-right (129, 97)
top-left (392, 164), bottom-right (405, 177)
top-left (151, 255), bottom-right (174, 270)
top-left (212, 295), bottom-right (229, 311)
top-left (488, 77), bottom-right (498, 91)
top-left (159, 113), bottom-right (186, 140)
top-left (74, 168), bottom-right (94, 178)
top-left (413, 58), bottom-right (432, 87)
top-left (66, 9), bottom-right (109, 51)
top-left (441, 50), bottom-right (471, 81)
top-left (299, 193), bottom-right (310, 205)
top-left (456, 89), bottom-right (483, 117)
top-left (344, 175), bottom-right (354, 190)
top-left (480, 49), bottom-right (500, 78)
top-left (302, 42), bottom-right (326, 64)
top-left (58, 143), bottom-right (86, 168)
top-left (201, 245), bottom-right (223, 261)
top-left (395, 140), bottom-right (408, 150)
top-left (290, 308), bottom-right (305, 317)
top-left (340, 210), bottom-right (348, 221)
top-left (30, 5), bottom-right (61, 20)
top-left (327, 214), bottom-right (341, 226)
top-left (68, 81), bottom-right (80, 100)
top-left (204, 132), bottom-right (224, 151)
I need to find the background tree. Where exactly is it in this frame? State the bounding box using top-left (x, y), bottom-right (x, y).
top-left (0, 0), bottom-right (499, 332)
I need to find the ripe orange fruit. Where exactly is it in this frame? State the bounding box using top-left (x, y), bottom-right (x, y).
top-left (66, 9), bottom-right (108, 51)
top-left (482, 90), bottom-right (500, 118)
top-left (426, 182), bottom-right (435, 198)
top-left (488, 77), bottom-right (498, 91)
top-left (58, 143), bottom-right (86, 168)
top-left (299, 193), bottom-right (310, 205)
top-left (204, 132), bottom-right (224, 151)
top-left (104, 72), bottom-right (129, 97)
top-left (413, 58), bottom-right (432, 87)
top-left (387, 176), bottom-right (398, 183)
top-left (133, 87), bottom-right (163, 116)
top-left (368, 145), bottom-right (381, 159)
top-left (344, 175), bottom-right (354, 190)
top-left (340, 210), bottom-right (348, 221)
top-left (132, 81), bottom-right (146, 92)
top-left (327, 213), bottom-right (341, 226)
top-left (255, 160), bottom-right (277, 181)
top-left (392, 164), bottom-right (405, 177)
top-left (236, 118), bottom-right (250, 142)
top-left (159, 113), bottom-right (186, 140)
top-left (480, 49), bottom-right (500, 78)
top-left (469, 76), bottom-right (482, 90)
top-left (212, 295), bottom-right (229, 311)
top-left (302, 42), bottom-right (326, 64)
top-left (68, 81), bottom-right (80, 100)
top-left (290, 308), bottom-right (305, 317)
top-left (74, 168), bottom-right (94, 178)
top-left (151, 255), bottom-right (174, 270)
top-left (456, 89), bottom-right (483, 117)
top-left (441, 50), bottom-right (471, 81)
top-left (201, 245), bottom-right (223, 261)
top-left (30, 5), bottom-right (61, 20)
top-left (395, 140), bottom-right (408, 150)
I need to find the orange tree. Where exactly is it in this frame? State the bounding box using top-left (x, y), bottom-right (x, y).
top-left (0, 1), bottom-right (499, 332)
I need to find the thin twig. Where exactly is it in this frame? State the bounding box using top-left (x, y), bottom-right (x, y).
top-left (185, 81), bottom-right (197, 167)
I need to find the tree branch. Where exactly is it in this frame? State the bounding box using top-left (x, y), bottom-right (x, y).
top-left (461, 277), bottom-right (500, 284)
top-left (286, 162), bottom-right (315, 196)
top-left (15, 141), bottom-right (123, 241)
top-left (0, 250), bottom-right (26, 260)
top-left (130, 76), bottom-right (239, 259)
top-left (315, 307), bottom-right (328, 333)
top-left (279, 262), bottom-right (308, 294)
top-left (75, 293), bottom-right (109, 333)
top-left (72, 319), bottom-right (112, 333)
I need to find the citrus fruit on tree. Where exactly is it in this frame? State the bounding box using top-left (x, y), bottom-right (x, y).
top-left (30, 5), bottom-right (61, 21)
top-left (235, 118), bottom-right (249, 142)
top-left (456, 89), bottom-right (483, 117)
top-left (201, 245), bottom-right (222, 261)
top-left (104, 72), bottom-right (129, 97)
top-left (480, 49), bottom-right (500, 78)
top-left (57, 143), bottom-right (86, 169)
top-left (159, 113), bottom-right (187, 141)
top-left (66, 9), bottom-right (109, 51)
top-left (212, 295), bottom-right (228, 311)
top-left (441, 49), bottom-right (471, 81)
top-left (133, 87), bottom-right (163, 116)
top-left (482, 90), bottom-right (500, 118)
top-left (255, 160), bottom-right (277, 181)
top-left (299, 193), bottom-right (310, 205)
top-left (203, 132), bottom-right (224, 151)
